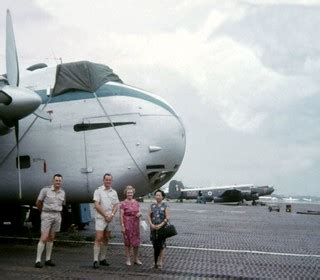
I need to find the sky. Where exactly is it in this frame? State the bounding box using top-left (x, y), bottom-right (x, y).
top-left (1, 0), bottom-right (320, 196)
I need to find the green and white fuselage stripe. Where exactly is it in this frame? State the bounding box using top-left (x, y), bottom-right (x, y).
top-left (36, 82), bottom-right (179, 118)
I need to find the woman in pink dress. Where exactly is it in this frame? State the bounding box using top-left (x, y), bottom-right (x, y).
top-left (120, 185), bottom-right (142, 266)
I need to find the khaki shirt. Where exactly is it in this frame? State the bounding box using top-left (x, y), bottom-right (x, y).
top-left (93, 185), bottom-right (119, 219)
top-left (37, 185), bottom-right (66, 212)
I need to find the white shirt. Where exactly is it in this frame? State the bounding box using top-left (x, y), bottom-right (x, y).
top-left (37, 185), bottom-right (66, 212)
top-left (93, 185), bottom-right (119, 219)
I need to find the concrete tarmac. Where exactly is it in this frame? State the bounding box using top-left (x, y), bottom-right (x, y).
top-left (0, 201), bottom-right (319, 279)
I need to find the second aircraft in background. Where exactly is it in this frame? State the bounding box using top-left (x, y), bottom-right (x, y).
top-left (167, 180), bottom-right (274, 205)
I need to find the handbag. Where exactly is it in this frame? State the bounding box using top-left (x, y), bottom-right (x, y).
top-left (140, 220), bottom-right (148, 232)
top-left (157, 223), bottom-right (177, 239)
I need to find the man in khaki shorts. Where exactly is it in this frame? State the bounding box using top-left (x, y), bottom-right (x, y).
top-left (93, 173), bottom-right (119, 268)
top-left (34, 174), bottom-right (66, 268)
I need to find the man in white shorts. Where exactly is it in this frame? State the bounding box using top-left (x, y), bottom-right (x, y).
top-left (93, 173), bottom-right (119, 268)
top-left (34, 174), bottom-right (66, 268)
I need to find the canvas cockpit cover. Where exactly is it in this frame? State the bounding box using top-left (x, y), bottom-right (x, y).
top-left (52, 61), bottom-right (123, 96)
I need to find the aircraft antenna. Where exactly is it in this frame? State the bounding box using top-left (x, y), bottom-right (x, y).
top-left (50, 48), bottom-right (61, 65)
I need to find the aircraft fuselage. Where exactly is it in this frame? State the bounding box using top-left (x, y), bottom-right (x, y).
top-left (0, 82), bottom-right (186, 204)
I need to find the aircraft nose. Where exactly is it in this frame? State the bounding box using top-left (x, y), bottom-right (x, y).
top-left (92, 82), bottom-right (187, 194)
top-left (144, 114), bottom-right (186, 188)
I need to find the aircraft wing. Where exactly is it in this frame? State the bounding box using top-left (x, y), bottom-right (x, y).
top-left (180, 184), bottom-right (253, 192)
top-left (219, 188), bottom-right (244, 198)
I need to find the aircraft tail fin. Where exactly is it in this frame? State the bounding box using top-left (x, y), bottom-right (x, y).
top-left (168, 180), bottom-right (184, 199)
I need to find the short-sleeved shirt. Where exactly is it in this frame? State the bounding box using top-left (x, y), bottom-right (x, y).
top-left (93, 185), bottom-right (119, 219)
top-left (150, 202), bottom-right (168, 225)
top-left (37, 185), bottom-right (66, 212)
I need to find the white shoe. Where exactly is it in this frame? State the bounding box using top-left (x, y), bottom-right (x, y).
top-left (126, 259), bottom-right (131, 266)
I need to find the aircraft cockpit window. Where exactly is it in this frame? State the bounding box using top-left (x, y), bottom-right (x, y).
top-left (52, 61), bottom-right (123, 96)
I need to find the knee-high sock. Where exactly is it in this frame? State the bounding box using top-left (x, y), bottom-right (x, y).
top-left (93, 244), bottom-right (100, 262)
top-left (99, 244), bottom-right (107, 260)
top-left (36, 241), bottom-right (45, 262)
top-left (45, 242), bottom-right (53, 261)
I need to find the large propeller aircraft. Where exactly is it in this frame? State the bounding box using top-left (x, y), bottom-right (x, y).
top-left (0, 10), bottom-right (186, 228)
top-left (168, 180), bottom-right (274, 205)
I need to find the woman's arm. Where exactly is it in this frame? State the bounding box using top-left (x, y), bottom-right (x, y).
top-left (147, 208), bottom-right (152, 225)
top-left (135, 200), bottom-right (142, 218)
top-left (120, 208), bottom-right (125, 233)
top-left (164, 207), bottom-right (170, 222)
top-left (147, 208), bottom-right (156, 229)
top-left (157, 207), bottom-right (170, 228)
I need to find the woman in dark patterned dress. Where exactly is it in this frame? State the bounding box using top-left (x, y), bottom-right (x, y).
top-left (120, 186), bottom-right (142, 266)
top-left (147, 189), bottom-right (170, 269)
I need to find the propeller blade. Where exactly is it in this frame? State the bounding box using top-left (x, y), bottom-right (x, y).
top-left (1, 10), bottom-right (42, 127)
top-left (14, 121), bottom-right (22, 199)
top-left (6, 9), bottom-right (19, 86)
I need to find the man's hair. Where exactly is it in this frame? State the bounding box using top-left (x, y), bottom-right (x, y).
top-left (53, 174), bottom-right (63, 179)
top-left (103, 173), bottom-right (112, 179)
top-left (154, 189), bottom-right (165, 198)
